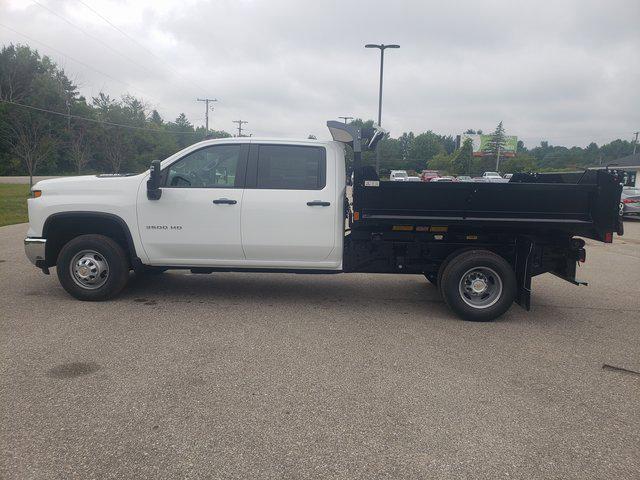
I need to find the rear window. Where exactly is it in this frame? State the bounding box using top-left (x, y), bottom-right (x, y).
top-left (257, 145), bottom-right (326, 190)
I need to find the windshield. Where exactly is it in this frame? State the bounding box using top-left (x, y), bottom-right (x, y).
top-left (485, 172), bottom-right (500, 176)
top-left (394, 171), bottom-right (408, 177)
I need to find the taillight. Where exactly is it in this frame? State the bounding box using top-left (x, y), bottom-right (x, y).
top-left (622, 198), bottom-right (638, 204)
top-left (604, 232), bottom-right (613, 243)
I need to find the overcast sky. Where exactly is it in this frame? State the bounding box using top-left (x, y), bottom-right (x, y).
top-left (1, 0), bottom-right (639, 147)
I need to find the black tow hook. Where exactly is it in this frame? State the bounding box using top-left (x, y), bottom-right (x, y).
top-left (35, 260), bottom-right (50, 275)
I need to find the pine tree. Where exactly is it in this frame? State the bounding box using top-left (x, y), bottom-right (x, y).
top-left (483, 121), bottom-right (507, 170)
top-left (452, 138), bottom-right (474, 175)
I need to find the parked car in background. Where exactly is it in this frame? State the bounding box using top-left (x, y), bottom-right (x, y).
top-left (457, 175), bottom-right (473, 182)
top-left (504, 173), bottom-right (513, 181)
top-left (431, 176), bottom-right (454, 182)
top-left (621, 187), bottom-right (640, 218)
top-left (482, 171), bottom-right (505, 182)
top-left (390, 170), bottom-right (409, 181)
top-left (420, 170), bottom-right (440, 182)
top-left (390, 170), bottom-right (420, 182)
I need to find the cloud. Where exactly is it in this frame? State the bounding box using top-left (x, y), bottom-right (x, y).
top-left (1, 0), bottom-right (639, 147)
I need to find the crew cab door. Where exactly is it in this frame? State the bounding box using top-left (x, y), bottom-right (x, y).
top-left (136, 143), bottom-right (248, 265)
top-left (241, 143), bottom-right (336, 265)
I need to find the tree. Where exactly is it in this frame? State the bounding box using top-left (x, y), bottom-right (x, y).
top-left (3, 111), bottom-right (56, 187)
top-left (69, 127), bottom-right (90, 174)
top-left (399, 132), bottom-right (414, 161)
top-left (428, 152), bottom-right (453, 173)
top-left (483, 121), bottom-right (507, 166)
top-left (412, 131), bottom-right (444, 167)
top-left (103, 130), bottom-right (127, 173)
top-left (500, 152), bottom-right (537, 173)
top-left (451, 138), bottom-right (474, 175)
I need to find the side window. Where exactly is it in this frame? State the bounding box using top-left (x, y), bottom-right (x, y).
top-left (257, 145), bottom-right (326, 190)
top-left (166, 144), bottom-right (242, 188)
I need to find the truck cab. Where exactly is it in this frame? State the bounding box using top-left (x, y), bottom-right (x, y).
top-left (138, 138), bottom-right (345, 269)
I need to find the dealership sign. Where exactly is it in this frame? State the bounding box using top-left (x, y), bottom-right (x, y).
top-left (459, 134), bottom-right (518, 157)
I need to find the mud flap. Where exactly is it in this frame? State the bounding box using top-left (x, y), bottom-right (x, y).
top-left (514, 237), bottom-right (534, 311)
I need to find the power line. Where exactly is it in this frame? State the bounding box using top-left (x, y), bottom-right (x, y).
top-left (233, 120), bottom-right (248, 137)
top-left (75, 0), bottom-right (207, 95)
top-left (0, 99), bottom-right (200, 135)
top-left (31, 0), bottom-right (164, 86)
top-left (0, 22), bottom-right (160, 104)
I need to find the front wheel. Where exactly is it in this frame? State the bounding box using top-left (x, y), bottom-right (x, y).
top-left (440, 250), bottom-right (516, 322)
top-left (56, 234), bottom-right (130, 301)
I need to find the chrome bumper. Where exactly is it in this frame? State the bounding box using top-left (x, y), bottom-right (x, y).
top-left (24, 237), bottom-right (46, 267)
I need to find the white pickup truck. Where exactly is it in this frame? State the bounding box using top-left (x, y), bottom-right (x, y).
top-left (481, 171), bottom-right (508, 183)
top-left (24, 122), bottom-right (622, 322)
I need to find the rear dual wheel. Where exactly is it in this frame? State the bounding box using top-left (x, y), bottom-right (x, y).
top-left (439, 250), bottom-right (516, 322)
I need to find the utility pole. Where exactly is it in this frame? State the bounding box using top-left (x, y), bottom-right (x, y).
top-left (197, 98), bottom-right (217, 132)
top-left (233, 120), bottom-right (248, 137)
top-left (339, 116), bottom-right (353, 124)
top-left (365, 43), bottom-right (400, 174)
top-left (495, 146), bottom-right (501, 171)
top-left (633, 131), bottom-right (639, 155)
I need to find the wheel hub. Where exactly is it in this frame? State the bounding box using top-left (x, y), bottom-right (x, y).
top-left (70, 250), bottom-right (109, 290)
top-left (458, 267), bottom-right (503, 309)
top-left (471, 278), bottom-right (488, 294)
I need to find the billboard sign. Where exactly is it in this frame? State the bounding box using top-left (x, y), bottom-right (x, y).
top-left (459, 134), bottom-right (518, 157)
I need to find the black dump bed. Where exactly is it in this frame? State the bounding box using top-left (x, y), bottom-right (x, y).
top-left (352, 170), bottom-right (623, 242)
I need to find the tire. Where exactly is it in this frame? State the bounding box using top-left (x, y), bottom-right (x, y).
top-left (56, 234), bottom-right (130, 301)
top-left (440, 250), bottom-right (516, 322)
top-left (436, 248), bottom-right (472, 296)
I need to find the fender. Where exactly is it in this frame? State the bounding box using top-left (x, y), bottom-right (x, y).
top-left (42, 211), bottom-right (142, 268)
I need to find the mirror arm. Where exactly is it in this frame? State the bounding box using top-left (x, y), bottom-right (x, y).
top-left (147, 160), bottom-right (163, 200)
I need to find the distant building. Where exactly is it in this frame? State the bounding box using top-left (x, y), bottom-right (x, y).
top-left (593, 153), bottom-right (640, 187)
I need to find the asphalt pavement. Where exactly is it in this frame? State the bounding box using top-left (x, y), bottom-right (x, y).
top-left (1, 222), bottom-right (639, 479)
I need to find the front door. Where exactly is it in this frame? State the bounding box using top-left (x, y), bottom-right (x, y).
top-left (137, 143), bottom-right (248, 265)
top-left (241, 143), bottom-right (336, 263)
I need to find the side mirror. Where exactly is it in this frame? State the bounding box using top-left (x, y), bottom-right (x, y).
top-left (147, 160), bottom-right (162, 200)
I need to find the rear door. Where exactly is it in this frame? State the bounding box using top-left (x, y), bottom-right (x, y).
top-left (137, 143), bottom-right (248, 265)
top-left (241, 143), bottom-right (336, 263)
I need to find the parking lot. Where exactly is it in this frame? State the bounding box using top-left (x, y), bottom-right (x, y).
top-left (1, 222), bottom-right (639, 479)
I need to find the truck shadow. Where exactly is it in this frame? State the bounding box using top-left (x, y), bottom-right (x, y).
top-left (123, 270), bottom-right (451, 318)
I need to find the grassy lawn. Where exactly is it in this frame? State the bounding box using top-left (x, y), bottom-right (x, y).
top-left (0, 184), bottom-right (30, 227)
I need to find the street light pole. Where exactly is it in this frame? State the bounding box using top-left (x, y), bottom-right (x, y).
top-left (365, 43), bottom-right (400, 174)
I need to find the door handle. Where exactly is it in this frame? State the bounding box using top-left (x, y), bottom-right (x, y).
top-left (212, 198), bottom-right (237, 205)
top-left (307, 200), bottom-right (330, 207)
